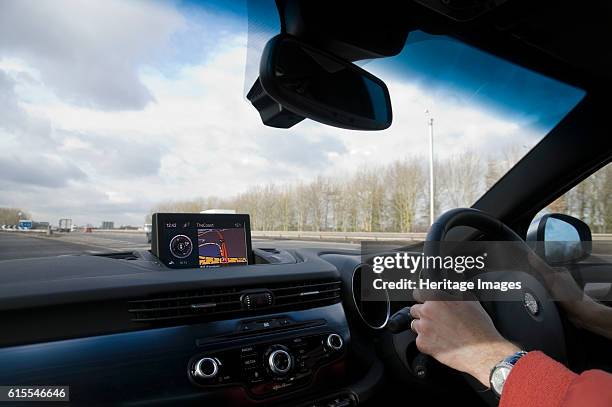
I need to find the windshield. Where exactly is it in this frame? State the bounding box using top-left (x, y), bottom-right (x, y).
top-left (0, 0), bottom-right (584, 259)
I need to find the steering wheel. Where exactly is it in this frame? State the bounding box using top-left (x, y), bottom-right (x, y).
top-left (393, 208), bottom-right (566, 403)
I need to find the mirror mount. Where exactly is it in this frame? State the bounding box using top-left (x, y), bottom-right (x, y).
top-left (246, 79), bottom-right (305, 129)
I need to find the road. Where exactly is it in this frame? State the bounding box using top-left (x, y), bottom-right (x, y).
top-left (0, 232), bottom-right (105, 260)
top-left (3, 231), bottom-right (609, 262)
top-left (0, 231), bottom-right (359, 261)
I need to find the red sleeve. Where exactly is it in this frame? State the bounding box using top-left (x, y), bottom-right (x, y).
top-left (500, 351), bottom-right (612, 407)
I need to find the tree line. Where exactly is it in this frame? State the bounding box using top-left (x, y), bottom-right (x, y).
top-left (150, 148), bottom-right (525, 233)
top-left (548, 163), bottom-right (612, 233)
top-left (0, 208), bottom-right (31, 226)
top-left (150, 152), bottom-right (612, 233)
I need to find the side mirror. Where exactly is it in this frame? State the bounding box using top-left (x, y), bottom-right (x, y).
top-left (527, 213), bottom-right (592, 265)
top-left (258, 34), bottom-right (392, 130)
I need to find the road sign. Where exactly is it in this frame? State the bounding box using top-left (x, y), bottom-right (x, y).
top-left (18, 220), bottom-right (33, 230)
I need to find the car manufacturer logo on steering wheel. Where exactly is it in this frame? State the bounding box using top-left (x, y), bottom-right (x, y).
top-left (523, 292), bottom-right (539, 316)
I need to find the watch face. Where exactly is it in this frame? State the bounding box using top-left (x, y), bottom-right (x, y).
top-left (491, 365), bottom-right (512, 396)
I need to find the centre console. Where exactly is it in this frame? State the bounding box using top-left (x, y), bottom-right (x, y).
top-left (188, 331), bottom-right (345, 398)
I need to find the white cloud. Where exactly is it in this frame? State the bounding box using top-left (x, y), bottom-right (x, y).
top-left (0, 0), bottom-right (185, 110)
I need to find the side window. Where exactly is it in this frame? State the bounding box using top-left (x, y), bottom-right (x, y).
top-left (543, 162), bottom-right (612, 233)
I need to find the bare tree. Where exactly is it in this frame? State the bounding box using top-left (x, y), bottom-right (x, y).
top-left (437, 151), bottom-right (483, 211)
top-left (0, 208), bottom-right (31, 225)
top-left (385, 159), bottom-right (425, 232)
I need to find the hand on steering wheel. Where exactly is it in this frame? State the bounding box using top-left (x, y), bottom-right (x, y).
top-left (409, 294), bottom-right (520, 388)
top-left (398, 207), bottom-right (566, 402)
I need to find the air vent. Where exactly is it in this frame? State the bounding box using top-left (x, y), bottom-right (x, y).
top-left (270, 280), bottom-right (341, 307)
top-left (93, 251), bottom-right (140, 260)
top-left (128, 279), bottom-right (341, 323)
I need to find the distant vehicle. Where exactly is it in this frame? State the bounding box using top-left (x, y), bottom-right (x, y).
top-left (144, 223), bottom-right (152, 244)
top-left (200, 209), bottom-right (236, 214)
top-left (58, 218), bottom-right (72, 233)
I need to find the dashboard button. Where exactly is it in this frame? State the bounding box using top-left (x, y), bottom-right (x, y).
top-left (291, 338), bottom-right (304, 346)
top-left (247, 369), bottom-right (264, 383)
top-left (242, 357), bottom-right (258, 368)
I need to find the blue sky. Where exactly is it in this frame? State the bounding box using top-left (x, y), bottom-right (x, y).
top-left (377, 31), bottom-right (584, 131)
top-left (177, 0), bottom-right (584, 130)
top-left (0, 0), bottom-right (585, 226)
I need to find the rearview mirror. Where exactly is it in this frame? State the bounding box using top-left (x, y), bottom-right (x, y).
top-left (259, 35), bottom-right (392, 130)
top-left (527, 213), bottom-right (592, 265)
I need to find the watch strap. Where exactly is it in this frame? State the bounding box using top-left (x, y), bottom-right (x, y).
top-left (490, 350), bottom-right (528, 398)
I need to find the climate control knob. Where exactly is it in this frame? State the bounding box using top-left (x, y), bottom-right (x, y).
top-left (194, 357), bottom-right (220, 379)
top-left (326, 333), bottom-right (344, 351)
top-left (266, 346), bottom-right (293, 376)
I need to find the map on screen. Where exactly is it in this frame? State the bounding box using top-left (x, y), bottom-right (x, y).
top-left (197, 227), bottom-right (248, 267)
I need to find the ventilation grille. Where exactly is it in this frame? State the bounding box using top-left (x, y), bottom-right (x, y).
top-left (94, 251), bottom-right (140, 260)
top-left (128, 280), bottom-right (341, 323)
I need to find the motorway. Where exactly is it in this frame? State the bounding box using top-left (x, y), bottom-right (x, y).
top-left (2, 231), bottom-right (610, 262)
top-left (0, 231), bottom-right (359, 261)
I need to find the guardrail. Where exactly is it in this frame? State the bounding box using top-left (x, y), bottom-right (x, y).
top-left (251, 231), bottom-right (427, 242)
top-left (594, 234), bottom-right (612, 241)
top-left (0, 228), bottom-right (48, 234)
top-left (75, 229), bottom-right (612, 241)
top-left (89, 229), bottom-right (425, 241)
top-left (3, 228), bottom-right (611, 242)
top-left (93, 229), bottom-right (144, 234)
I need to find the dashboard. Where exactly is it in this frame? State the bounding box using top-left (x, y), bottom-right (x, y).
top-left (0, 233), bottom-right (395, 406)
top-left (0, 212), bottom-right (588, 406)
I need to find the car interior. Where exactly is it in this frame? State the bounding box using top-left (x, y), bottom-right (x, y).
top-left (0, 0), bottom-right (611, 406)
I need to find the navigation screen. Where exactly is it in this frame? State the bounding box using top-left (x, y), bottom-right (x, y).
top-left (151, 213), bottom-right (253, 269)
top-left (197, 227), bottom-right (248, 266)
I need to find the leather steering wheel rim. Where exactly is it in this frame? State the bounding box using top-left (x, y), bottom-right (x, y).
top-left (426, 207), bottom-right (524, 243)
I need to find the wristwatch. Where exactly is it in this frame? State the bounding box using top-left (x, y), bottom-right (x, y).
top-left (489, 350), bottom-right (528, 398)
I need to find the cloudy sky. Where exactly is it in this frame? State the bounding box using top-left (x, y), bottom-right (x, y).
top-left (0, 0), bottom-right (584, 226)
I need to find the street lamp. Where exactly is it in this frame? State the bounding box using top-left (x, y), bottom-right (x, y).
top-left (425, 110), bottom-right (435, 226)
